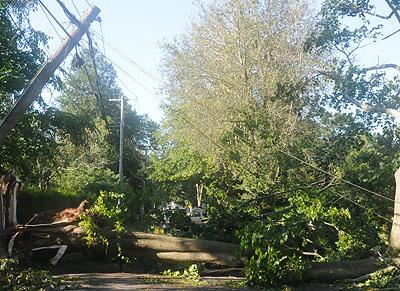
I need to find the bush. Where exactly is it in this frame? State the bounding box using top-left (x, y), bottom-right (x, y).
top-left (240, 191), bottom-right (377, 286)
top-left (0, 259), bottom-right (64, 290)
top-left (79, 191), bottom-right (128, 262)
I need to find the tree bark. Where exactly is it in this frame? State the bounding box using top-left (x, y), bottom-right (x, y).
top-left (12, 225), bottom-right (242, 267)
top-left (196, 183), bottom-right (203, 207)
top-left (390, 168), bottom-right (400, 249)
top-left (306, 259), bottom-right (381, 282)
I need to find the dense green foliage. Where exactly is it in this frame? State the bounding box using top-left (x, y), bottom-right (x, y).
top-left (0, 259), bottom-right (64, 291)
top-left (80, 191), bottom-right (128, 262)
top-left (151, 0), bottom-right (400, 286)
top-left (2, 0), bottom-right (400, 288)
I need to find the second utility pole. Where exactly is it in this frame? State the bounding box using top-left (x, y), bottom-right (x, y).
top-left (110, 97), bottom-right (124, 181)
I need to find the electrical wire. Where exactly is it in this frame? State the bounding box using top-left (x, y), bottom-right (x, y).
top-left (90, 30), bottom-right (162, 83)
top-left (38, 3), bottom-right (64, 41)
top-left (277, 149), bottom-right (394, 202)
top-left (84, 24), bottom-right (400, 227)
top-left (53, 6), bottom-right (398, 229)
top-left (84, 34), bottom-right (112, 137)
top-left (38, 0), bottom-right (71, 38)
top-left (84, 0), bottom-right (92, 8)
top-left (88, 20), bottom-right (396, 206)
top-left (116, 76), bottom-right (141, 113)
top-left (69, 0), bottom-right (82, 18)
top-left (331, 191), bottom-right (395, 225)
top-left (95, 35), bottom-right (395, 203)
top-left (98, 19), bottom-right (106, 56)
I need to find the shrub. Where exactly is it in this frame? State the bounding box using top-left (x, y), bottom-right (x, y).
top-left (0, 259), bottom-right (64, 290)
top-left (240, 191), bottom-right (375, 286)
top-left (79, 191), bottom-right (128, 262)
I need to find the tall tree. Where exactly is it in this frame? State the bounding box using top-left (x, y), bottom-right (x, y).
top-left (56, 48), bottom-right (157, 188)
top-left (156, 0), bottom-right (400, 285)
top-left (308, 0), bottom-right (400, 248)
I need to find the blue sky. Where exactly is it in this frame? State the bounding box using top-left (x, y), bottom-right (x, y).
top-left (30, 1), bottom-right (400, 123)
top-left (30, 0), bottom-right (199, 122)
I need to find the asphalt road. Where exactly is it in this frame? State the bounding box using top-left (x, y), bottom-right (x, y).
top-left (62, 273), bottom-right (249, 290)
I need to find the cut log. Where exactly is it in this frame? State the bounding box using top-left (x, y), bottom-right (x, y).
top-left (9, 220), bottom-right (400, 281)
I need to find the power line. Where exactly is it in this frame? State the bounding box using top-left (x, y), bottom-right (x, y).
top-left (99, 20), bottom-right (106, 55)
top-left (69, 0), bottom-right (82, 17)
top-left (97, 49), bottom-right (161, 100)
top-left (38, 0), bottom-right (71, 38)
top-left (38, 3), bottom-right (64, 41)
top-left (116, 75), bottom-right (141, 112)
top-left (90, 30), bottom-right (162, 83)
top-left (87, 23), bottom-right (395, 205)
top-left (331, 190), bottom-right (394, 225)
top-left (277, 149), bottom-right (394, 202)
top-left (84, 0), bottom-right (92, 8)
top-left (71, 11), bottom-right (397, 230)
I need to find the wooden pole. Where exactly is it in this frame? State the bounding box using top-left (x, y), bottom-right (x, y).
top-left (0, 5), bottom-right (101, 144)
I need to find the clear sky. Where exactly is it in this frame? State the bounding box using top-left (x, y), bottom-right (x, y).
top-left (29, 0), bottom-right (400, 123)
top-left (30, 0), bottom-right (199, 122)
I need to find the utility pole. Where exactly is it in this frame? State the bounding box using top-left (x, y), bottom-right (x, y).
top-left (110, 97), bottom-right (125, 181)
top-left (0, 6), bottom-right (101, 144)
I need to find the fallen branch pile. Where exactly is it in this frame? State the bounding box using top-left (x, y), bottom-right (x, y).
top-left (1, 171), bottom-right (399, 283)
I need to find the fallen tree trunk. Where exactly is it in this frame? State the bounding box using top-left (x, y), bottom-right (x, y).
top-left (9, 222), bottom-right (400, 281)
top-left (306, 258), bottom-right (400, 282)
top-left (11, 224), bottom-right (242, 267)
top-left (7, 200), bottom-right (400, 281)
top-left (306, 259), bottom-right (381, 282)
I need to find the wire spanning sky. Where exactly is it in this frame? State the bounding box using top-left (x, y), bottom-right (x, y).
top-left (29, 0), bottom-right (400, 123)
top-left (30, 0), bottom-right (198, 123)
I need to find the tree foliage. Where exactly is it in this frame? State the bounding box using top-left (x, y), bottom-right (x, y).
top-left (153, 0), bottom-right (400, 286)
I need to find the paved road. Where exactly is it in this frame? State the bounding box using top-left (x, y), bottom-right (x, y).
top-left (63, 273), bottom-right (249, 290)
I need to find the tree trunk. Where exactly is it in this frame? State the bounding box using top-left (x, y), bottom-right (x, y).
top-left (0, 171), bottom-right (21, 258)
top-left (11, 225), bottom-right (242, 267)
top-left (390, 168), bottom-right (400, 249)
top-left (196, 183), bottom-right (203, 208)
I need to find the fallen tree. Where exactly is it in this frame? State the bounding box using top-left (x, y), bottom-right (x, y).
top-left (3, 187), bottom-right (399, 282)
top-left (9, 219), bottom-right (400, 282)
top-left (9, 223), bottom-right (242, 267)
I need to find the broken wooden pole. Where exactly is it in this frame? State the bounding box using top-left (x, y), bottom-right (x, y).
top-left (0, 5), bottom-right (101, 144)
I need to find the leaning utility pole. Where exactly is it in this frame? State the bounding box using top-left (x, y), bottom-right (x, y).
top-left (110, 97), bottom-right (125, 181)
top-left (0, 6), bottom-right (101, 144)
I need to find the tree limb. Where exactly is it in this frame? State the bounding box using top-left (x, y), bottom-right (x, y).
top-left (365, 10), bottom-right (394, 20)
top-left (350, 98), bottom-right (400, 119)
top-left (384, 0), bottom-right (400, 24)
top-left (363, 63), bottom-right (400, 72)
